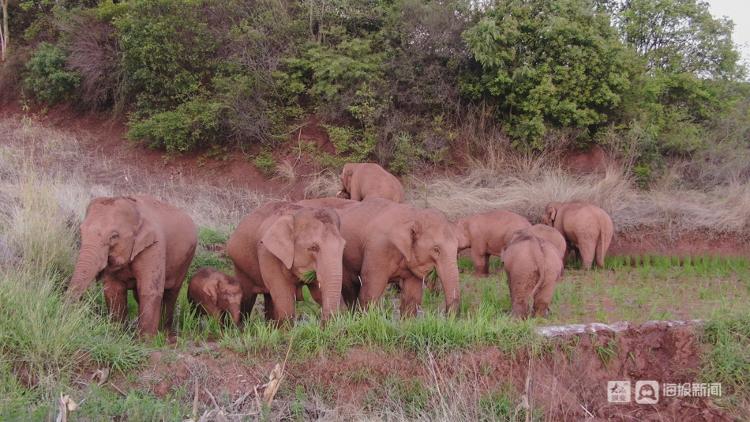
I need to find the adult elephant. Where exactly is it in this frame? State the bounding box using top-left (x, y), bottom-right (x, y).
top-left (455, 210), bottom-right (531, 276)
top-left (305, 198), bottom-right (460, 316)
top-left (513, 224), bottom-right (567, 260)
top-left (541, 201), bottom-right (614, 269)
top-left (67, 195), bottom-right (197, 337)
top-left (501, 232), bottom-right (563, 318)
top-left (337, 163), bottom-right (405, 202)
top-left (226, 202), bottom-right (345, 323)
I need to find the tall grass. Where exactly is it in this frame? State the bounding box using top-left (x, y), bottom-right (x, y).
top-left (0, 165), bottom-right (145, 416)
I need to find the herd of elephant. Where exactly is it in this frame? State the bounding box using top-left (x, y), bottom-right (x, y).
top-left (66, 163), bottom-right (614, 337)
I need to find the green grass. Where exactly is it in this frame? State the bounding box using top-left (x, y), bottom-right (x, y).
top-left (459, 254), bottom-right (750, 324)
top-left (701, 312), bottom-right (750, 413)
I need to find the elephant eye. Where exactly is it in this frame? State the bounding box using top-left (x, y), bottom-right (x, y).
top-left (110, 232), bottom-right (120, 241)
top-left (432, 246), bottom-right (440, 254)
top-left (308, 244), bottom-right (320, 252)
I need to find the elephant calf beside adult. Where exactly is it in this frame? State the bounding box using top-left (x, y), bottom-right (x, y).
top-left (541, 202), bottom-right (614, 269)
top-left (226, 202), bottom-right (346, 323)
top-left (67, 195), bottom-right (197, 337)
top-left (188, 268), bottom-right (243, 326)
top-left (337, 162), bottom-right (405, 202)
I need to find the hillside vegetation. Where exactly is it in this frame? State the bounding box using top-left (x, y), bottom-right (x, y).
top-left (1, 0), bottom-right (749, 186)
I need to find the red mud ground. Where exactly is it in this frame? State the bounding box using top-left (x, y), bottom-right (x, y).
top-left (93, 321), bottom-right (730, 420)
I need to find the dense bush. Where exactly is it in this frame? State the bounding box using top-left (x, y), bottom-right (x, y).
top-left (23, 42), bottom-right (80, 104)
top-left (127, 97), bottom-right (225, 153)
top-left (463, 0), bottom-right (632, 147)
top-left (5, 0), bottom-right (748, 181)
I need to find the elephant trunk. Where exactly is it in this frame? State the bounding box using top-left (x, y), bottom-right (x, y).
top-left (317, 247), bottom-right (344, 321)
top-left (436, 256), bottom-right (461, 315)
top-left (228, 304), bottom-right (242, 327)
top-left (68, 241), bottom-right (108, 301)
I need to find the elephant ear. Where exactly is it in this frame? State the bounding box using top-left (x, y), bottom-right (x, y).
top-left (130, 218), bottom-right (157, 261)
top-left (392, 220), bottom-right (420, 263)
top-left (260, 215), bottom-right (295, 270)
top-left (547, 206), bottom-right (557, 224)
top-left (341, 164), bottom-right (354, 190)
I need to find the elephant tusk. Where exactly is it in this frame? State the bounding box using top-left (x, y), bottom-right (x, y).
top-left (357, 276), bottom-right (362, 285)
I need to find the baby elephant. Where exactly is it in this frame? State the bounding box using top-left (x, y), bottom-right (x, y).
top-left (501, 233), bottom-right (563, 319)
top-left (188, 268), bottom-right (243, 326)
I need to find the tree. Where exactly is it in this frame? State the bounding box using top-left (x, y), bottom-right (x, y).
top-left (463, 0), bottom-right (632, 146)
top-left (606, 0), bottom-right (742, 79)
top-left (1, 0), bottom-right (8, 61)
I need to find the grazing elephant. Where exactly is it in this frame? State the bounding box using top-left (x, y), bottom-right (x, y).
top-left (501, 233), bottom-right (563, 318)
top-left (67, 195), bottom-right (197, 337)
top-left (188, 268), bottom-right (243, 326)
top-left (226, 202), bottom-right (345, 323)
top-left (455, 210), bottom-right (531, 276)
top-left (541, 202), bottom-right (614, 269)
top-left (337, 163), bottom-right (405, 202)
top-left (513, 224), bottom-right (567, 260)
top-left (322, 198), bottom-right (461, 316)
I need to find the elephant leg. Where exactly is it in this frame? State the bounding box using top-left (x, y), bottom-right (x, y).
top-left (358, 257), bottom-right (391, 310)
top-left (132, 251), bottom-right (166, 337)
top-left (578, 240), bottom-right (595, 270)
top-left (103, 277), bottom-right (128, 324)
top-left (161, 288), bottom-right (180, 332)
top-left (399, 276), bottom-right (423, 318)
top-left (532, 278), bottom-right (555, 318)
top-left (470, 247), bottom-right (489, 276)
top-left (506, 270), bottom-right (532, 319)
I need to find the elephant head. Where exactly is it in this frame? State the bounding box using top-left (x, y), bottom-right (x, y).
top-left (260, 207), bottom-right (345, 320)
top-left (392, 209), bottom-right (461, 314)
top-left (67, 197), bottom-right (156, 300)
top-left (453, 219), bottom-right (471, 251)
top-left (541, 202), bottom-right (563, 226)
top-left (214, 277), bottom-right (243, 326)
top-left (337, 163), bottom-right (355, 198)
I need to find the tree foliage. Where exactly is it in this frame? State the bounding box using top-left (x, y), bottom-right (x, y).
top-left (2, 0), bottom-right (747, 179)
top-left (463, 0), bottom-right (633, 146)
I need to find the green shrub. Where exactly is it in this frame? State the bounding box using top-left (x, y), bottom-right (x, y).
top-left (389, 132), bottom-right (425, 175)
top-left (463, 0), bottom-right (632, 147)
top-left (23, 42), bottom-right (80, 104)
top-left (127, 97), bottom-right (225, 153)
top-left (253, 150), bottom-right (276, 177)
top-left (115, 0), bottom-right (216, 113)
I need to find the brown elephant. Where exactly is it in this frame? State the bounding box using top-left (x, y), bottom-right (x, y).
top-left (226, 202), bottom-right (345, 323)
top-left (187, 268), bottom-right (243, 326)
top-left (513, 224), bottom-right (567, 260)
top-left (304, 198), bottom-right (460, 317)
top-left (501, 233), bottom-right (563, 318)
top-left (455, 210), bottom-right (531, 276)
top-left (67, 195), bottom-right (197, 337)
top-left (337, 163), bottom-right (405, 202)
top-left (541, 202), bottom-right (614, 269)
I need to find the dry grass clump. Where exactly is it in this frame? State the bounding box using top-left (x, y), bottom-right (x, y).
top-left (409, 146), bottom-right (750, 236)
top-left (304, 169), bottom-right (340, 199)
